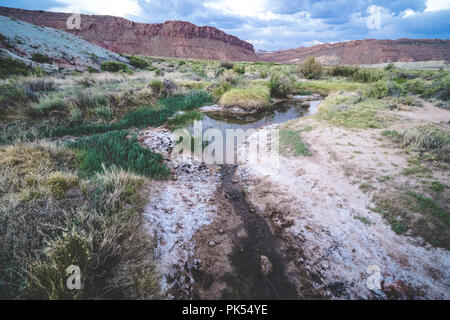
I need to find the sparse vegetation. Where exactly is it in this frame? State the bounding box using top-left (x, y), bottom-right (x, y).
top-left (0, 142), bottom-right (160, 299)
top-left (31, 52), bottom-right (52, 64)
top-left (279, 128), bottom-right (310, 156)
top-left (382, 126), bottom-right (450, 162)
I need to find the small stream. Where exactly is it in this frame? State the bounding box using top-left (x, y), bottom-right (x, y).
top-left (195, 98), bottom-right (321, 299)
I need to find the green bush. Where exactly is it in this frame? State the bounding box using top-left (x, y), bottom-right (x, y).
top-left (367, 80), bottom-right (405, 99)
top-left (70, 130), bottom-right (169, 178)
top-left (128, 56), bottom-right (150, 69)
top-left (299, 56), bottom-right (323, 79)
top-left (329, 65), bottom-right (360, 78)
top-left (31, 53), bottom-right (52, 64)
top-left (101, 61), bottom-right (132, 73)
top-left (405, 79), bottom-right (427, 95)
top-left (269, 72), bottom-right (293, 97)
top-left (34, 96), bottom-right (65, 115)
top-left (220, 61), bottom-right (234, 70)
top-left (0, 57), bottom-right (32, 78)
top-left (86, 66), bottom-right (99, 73)
top-left (233, 64), bottom-right (246, 75)
top-left (149, 79), bottom-right (163, 93)
top-left (351, 68), bottom-right (385, 83)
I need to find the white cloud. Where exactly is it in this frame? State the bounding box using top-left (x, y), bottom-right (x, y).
top-left (425, 0), bottom-right (450, 12)
top-left (49, 0), bottom-right (141, 17)
top-left (403, 9), bottom-right (416, 18)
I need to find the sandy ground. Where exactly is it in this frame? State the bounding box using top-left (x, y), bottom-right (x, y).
top-left (237, 103), bottom-right (450, 299)
top-left (140, 102), bottom-right (449, 300)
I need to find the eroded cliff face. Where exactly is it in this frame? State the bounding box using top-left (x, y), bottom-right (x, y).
top-left (257, 39), bottom-right (450, 65)
top-left (0, 6), bottom-right (256, 61)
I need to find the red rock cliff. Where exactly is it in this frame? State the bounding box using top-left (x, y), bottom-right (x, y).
top-left (257, 38), bottom-right (450, 64)
top-left (0, 6), bottom-right (256, 61)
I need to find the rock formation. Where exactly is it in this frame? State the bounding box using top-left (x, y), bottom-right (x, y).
top-left (257, 39), bottom-right (450, 65)
top-left (0, 6), bottom-right (256, 62)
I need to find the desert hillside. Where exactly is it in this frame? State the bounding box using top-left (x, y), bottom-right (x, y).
top-left (0, 6), bottom-right (256, 62)
top-left (258, 39), bottom-right (450, 65)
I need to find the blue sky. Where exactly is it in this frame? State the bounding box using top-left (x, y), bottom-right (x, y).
top-left (0, 0), bottom-right (449, 51)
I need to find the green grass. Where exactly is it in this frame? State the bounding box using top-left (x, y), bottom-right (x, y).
top-left (382, 126), bottom-right (450, 162)
top-left (0, 143), bottom-right (161, 299)
top-left (219, 86), bottom-right (270, 112)
top-left (167, 110), bottom-right (204, 131)
top-left (317, 94), bottom-right (390, 128)
top-left (405, 191), bottom-right (450, 226)
top-left (296, 80), bottom-right (367, 95)
top-left (280, 129), bottom-right (310, 156)
top-left (69, 130), bottom-right (170, 179)
top-left (0, 57), bottom-right (33, 78)
top-left (42, 91), bottom-right (213, 138)
top-left (355, 215), bottom-right (372, 225)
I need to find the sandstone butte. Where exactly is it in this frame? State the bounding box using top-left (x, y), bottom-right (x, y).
top-left (0, 6), bottom-right (256, 62)
top-left (0, 6), bottom-right (449, 65)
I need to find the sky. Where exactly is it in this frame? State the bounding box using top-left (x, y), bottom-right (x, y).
top-left (0, 0), bottom-right (449, 51)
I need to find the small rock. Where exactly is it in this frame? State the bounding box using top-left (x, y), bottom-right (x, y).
top-left (218, 229), bottom-right (224, 234)
top-left (232, 178), bottom-right (239, 183)
top-left (260, 255), bottom-right (273, 277)
top-left (208, 241), bottom-right (216, 247)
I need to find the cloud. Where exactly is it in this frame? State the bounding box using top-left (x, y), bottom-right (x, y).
top-left (49, 0), bottom-right (141, 17)
top-left (5, 0), bottom-right (450, 50)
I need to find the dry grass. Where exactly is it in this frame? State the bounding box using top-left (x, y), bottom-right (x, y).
top-left (219, 86), bottom-right (270, 112)
top-left (0, 142), bottom-right (160, 299)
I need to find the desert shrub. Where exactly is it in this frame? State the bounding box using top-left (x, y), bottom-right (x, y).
top-left (208, 81), bottom-right (231, 99)
top-left (34, 96), bottom-right (65, 115)
top-left (298, 56), bottom-right (323, 79)
top-left (45, 91), bottom-right (213, 137)
top-left (155, 69), bottom-right (165, 77)
top-left (233, 64), bottom-right (246, 75)
top-left (220, 61), bottom-right (234, 70)
top-left (219, 86), bottom-right (270, 112)
top-left (383, 126), bottom-right (450, 162)
top-left (128, 56), bottom-right (150, 69)
top-left (72, 90), bottom-right (109, 110)
top-left (70, 130), bottom-right (169, 178)
top-left (31, 53), bottom-right (52, 64)
top-left (351, 68), bottom-right (385, 83)
top-left (0, 57), bottom-right (32, 78)
top-left (405, 79), bottom-right (427, 95)
top-left (0, 143), bottom-right (160, 299)
top-left (219, 69), bottom-right (240, 86)
top-left (259, 69), bottom-right (269, 79)
top-left (149, 79), bottom-right (163, 94)
top-left (0, 83), bottom-right (37, 111)
top-left (384, 63), bottom-right (395, 71)
top-left (367, 80), bottom-right (405, 99)
top-left (101, 61), bottom-right (132, 74)
top-left (329, 65), bottom-right (360, 78)
top-left (269, 72), bottom-right (293, 97)
top-left (87, 66), bottom-right (99, 73)
top-left (24, 78), bottom-right (57, 92)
